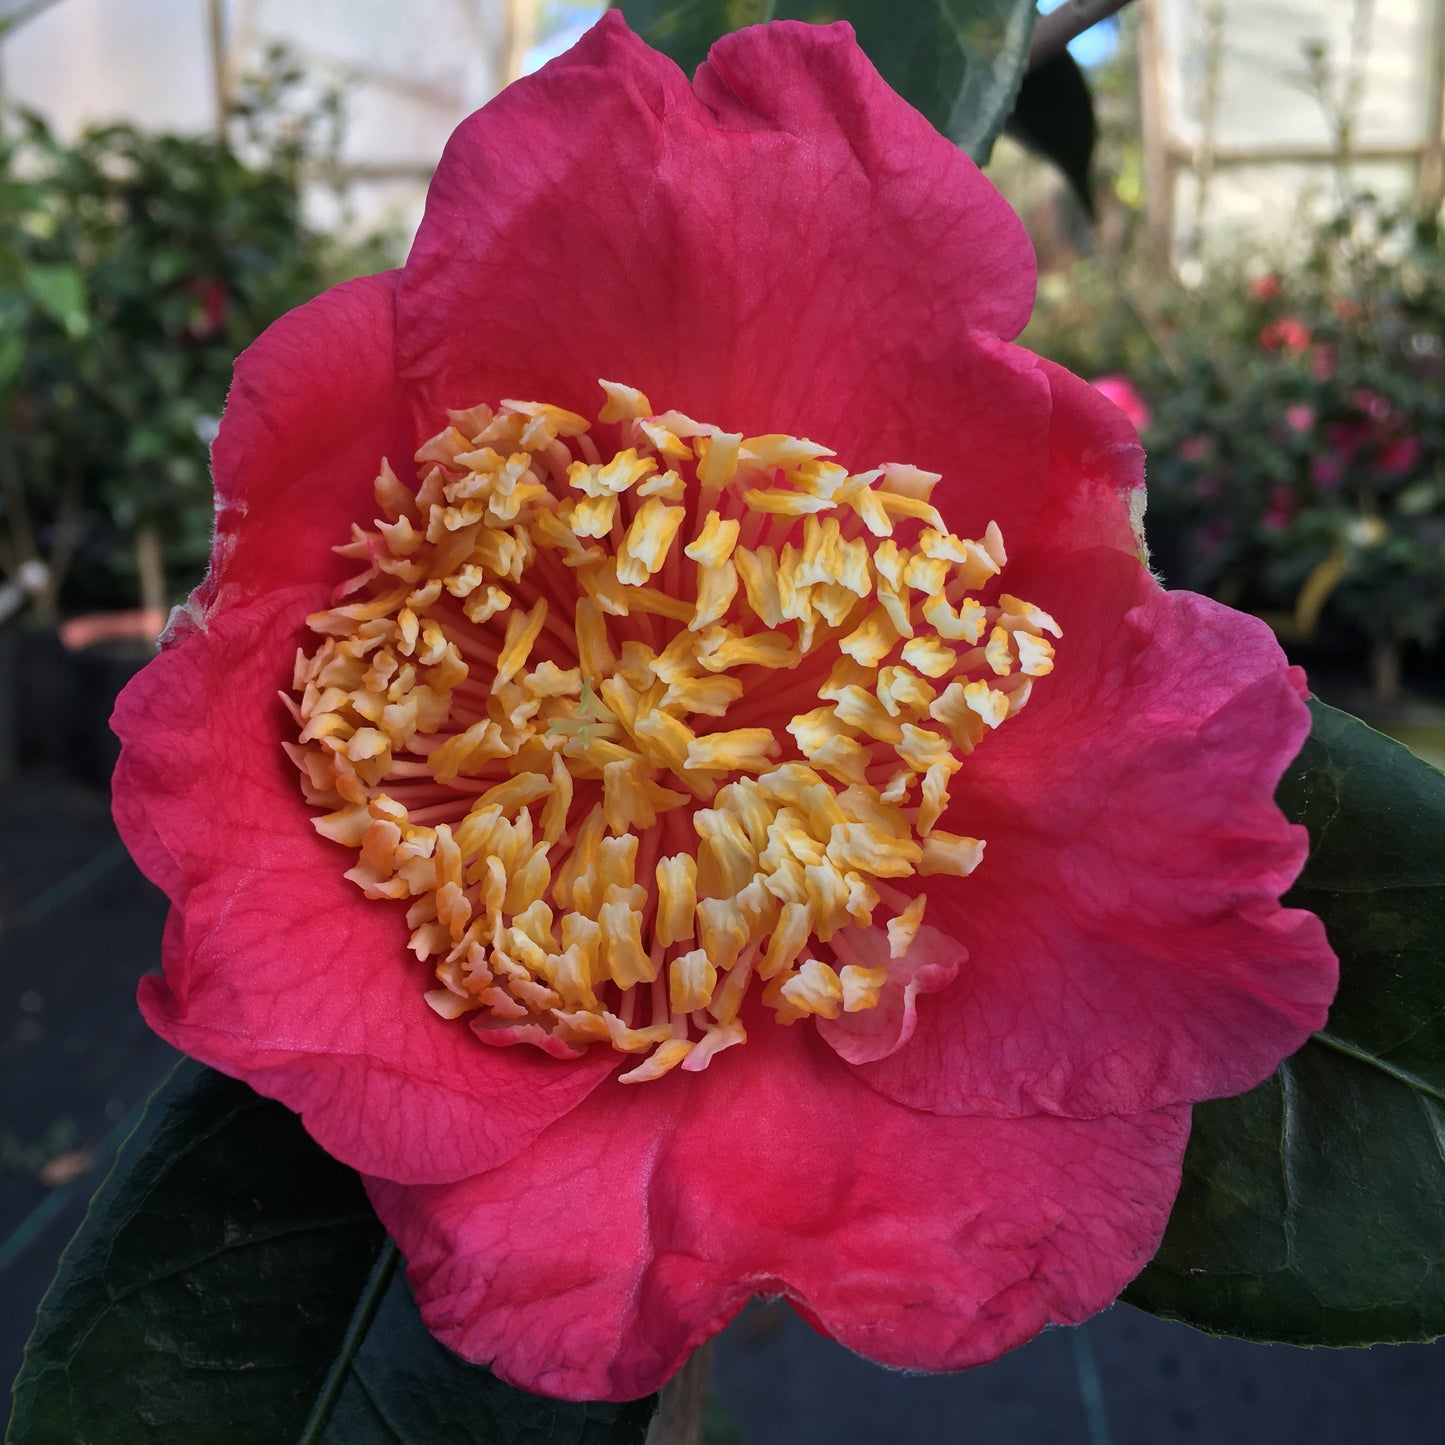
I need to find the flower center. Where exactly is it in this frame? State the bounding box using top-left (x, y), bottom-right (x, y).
top-left (286, 381), bottom-right (1059, 1083)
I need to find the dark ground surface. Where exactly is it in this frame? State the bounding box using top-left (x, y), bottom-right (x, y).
top-left (3, 766), bottom-right (1444, 1444)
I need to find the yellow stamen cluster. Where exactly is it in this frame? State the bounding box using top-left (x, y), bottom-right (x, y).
top-left (285, 381), bottom-right (1059, 1083)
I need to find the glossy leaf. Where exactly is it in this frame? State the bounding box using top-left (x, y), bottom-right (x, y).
top-left (613, 0), bottom-right (1038, 162)
top-left (1127, 701), bottom-right (1445, 1345)
top-left (1006, 49), bottom-right (1095, 216)
top-left (22, 262), bottom-right (89, 338)
top-left (8, 1062), bottom-right (657, 1445)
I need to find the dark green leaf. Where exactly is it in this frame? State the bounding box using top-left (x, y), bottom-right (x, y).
top-left (937, 0), bottom-right (1037, 162)
top-left (311, 1264), bottom-right (656, 1445)
top-left (9, 1062), bottom-right (657, 1445)
top-left (22, 263), bottom-right (89, 338)
top-left (1005, 49), bottom-right (1095, 216)
top-left (1126, 700), bottom-right (1445, 1345)
top-left (0, 326), bottom-right (24, 389)
top-left (612, 0), bottom-right (1037, 163)
top-left (611, 0), bottom-right (774, 76)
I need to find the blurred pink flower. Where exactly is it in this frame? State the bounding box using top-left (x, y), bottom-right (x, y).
top-left (1262, 486), bottom-right (1295, 532)
top-left (1197, 519), bottom-right (1234, 555)
top-left (1089, 374), bottom-right (1151, 432)
top-left (1378, 436), bottom-right (1422, 477)
top-left (1260, 318), bottom-right (1311, 354)
top-left (1349, 389), bottom-right (1391, 422)
top-left (1249, 273), bottom-right (1281, 302)
top-left (1285, 405), bottom-right (1315, 434)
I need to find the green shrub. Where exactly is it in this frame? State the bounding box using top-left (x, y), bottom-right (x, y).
top-left (0, 51), bottom-right (400, 621)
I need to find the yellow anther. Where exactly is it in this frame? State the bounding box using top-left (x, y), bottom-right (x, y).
top-left (598, 379), bottom-right (652, 423)
top-left (494, 599), bottom-right (548, 687)
top-left (760, 901), bottom-right (813, 980)
top-left (669, 949), bottom-right (717, 1013)
top-left (618, 1037), bottom-right (694, 1084)
top-left (826, 822), bottom-right (920, 878)
top-left (616, 497), bottom-right (686, 586)
top-left (686, 728), bottom-right (780, 774)
top-left (637, 468), bottom-right (687, 500)
top-left (1015, 632), bottom-right (1056, 676)
top-left (886, 895), bottom-right (928, 957)
top-left (733, 547), bottom-right (784, 629)
top-left (694, 807), bottom-right (760, 897)
top-left (964, 680), bottom-right (1010, 729)
top-left (778, 959), bottom-right (845, 1020)
top-left (920, 832), bottom-right (986, 877)
top-left (839, 608), bottom-right (900, 668)
top-left (691, 558), bottom-right (739, 631)
top-left (501, 399), bottom-right (591, 438)
top-left (743, 487), bottom-right (834, 517)
top-left (998, 592), bottom-right (1062, 638)
top-left (684, 511), bottom-right (742, 566)
top-left (655, 854), bottom-right (698, 947)
top-left (599, 900), bottom-right (654, 989)
top-left (696, 897), bottom-right (752, 975)
top-left (839, 963), bottom-right (890, 1011)
top-left (638, 420), bottom-right (692, 463)
top-left (574, 597), bottom-right (617, 681)
top-left (570, 493), bottom-right (617, 539)
top-left (696, 431), bottom-right (742, 488)
top-left (896, 723), bottom-right (954, 775)
top-left (660, 673), bottom-right (743, 717)
top-left (900, 635), bottom-right (958, 677)
top-left (632, 708), bottom-right (700, 776)
top-left (876, 666), bottom-right (936, 718)
top-left (880, 462), bottom-right (942, 501)
top-left (741, 434), bottom-right (835, 469)
top-left (984, 624), bottom-right (1015, 676)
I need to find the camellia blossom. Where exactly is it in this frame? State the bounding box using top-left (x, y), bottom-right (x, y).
top-left (113, 16), bottom-right (1337, 1403)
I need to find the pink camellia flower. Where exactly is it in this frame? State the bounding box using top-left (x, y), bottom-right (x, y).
top-left (1088, 373), bottom-right (1150, 432)
top-left (182, 276), bottom-right (230, 341)
top-left (1261, 485), bottom-right (1296, 533)
top-left (1377, 435), bottom-right (1422, 476)
top-left (1349, 388), bottom-right (1391, 422)
top-left (111, 17), bottom-right (1336, 1403)
top-left (1249, 272), bottom-right (1281, 302)
top-left (1326, 395), bottom-right (1423, 481)
top-left (1285, 404), bottom-right (1315, 434)
top-left (1260, 317), bottom-right (1311, 354)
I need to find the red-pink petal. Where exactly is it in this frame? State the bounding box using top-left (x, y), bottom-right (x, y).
top-left (395, 15), bottom-right (1034, 448)
top-left (847, 547), bottom-right (1335, 1120)
top-left (367, 1019), bottom-right (1188, 1401)
top-left (116, 590), bottom-right (615, 1185)
top-left (175, 272), bottom-right (412, 635)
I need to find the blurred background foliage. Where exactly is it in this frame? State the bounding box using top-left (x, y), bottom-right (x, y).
top-left (1024, 197), bottom-right (1445, 706)
top-left (1013, 8), bottom-right (1445, 710)
top-left (0, 47), bottom-right (399, 624)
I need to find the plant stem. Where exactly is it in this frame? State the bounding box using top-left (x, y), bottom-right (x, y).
top-left (1028, 0), bottom-right (1136, 71)
top-left (645, 1341), bottom-right (715, 1445)
top-left (135, 523), bottom-right (166, 617)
